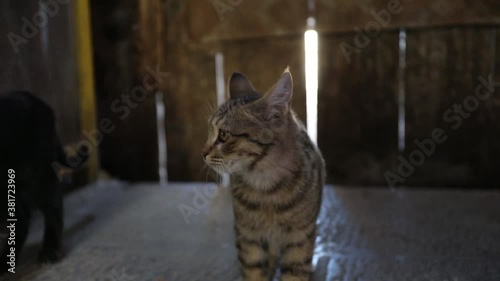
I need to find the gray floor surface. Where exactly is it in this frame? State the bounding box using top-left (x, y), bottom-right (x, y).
top-left (4, 181), bottom-right (500, 281)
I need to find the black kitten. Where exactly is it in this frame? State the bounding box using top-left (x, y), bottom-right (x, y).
top-left (0, 91), bottom-right (89, 273)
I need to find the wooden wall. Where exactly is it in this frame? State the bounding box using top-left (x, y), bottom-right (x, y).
top-left (402, 27), bottom-right (499, 186)
top-left (319, 27), bottom-right (500, 187)
top-left (92, 0), bottom-right (500, 187)
top-left (160, 0), bottom-right (308, 181)
top-left (0, 0), bottom-right (80, 144)
top-left (318, 32), bottom-right (400, 185)
top-left (0, 0), bottom-right (97, 184)
top-left (91, 0), bottom-right (164, 181)
top-left (169, 0), bottom-right (500, 186)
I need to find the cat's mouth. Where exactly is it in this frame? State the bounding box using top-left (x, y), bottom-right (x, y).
top-left (205, 157), bottom-right (231, 174)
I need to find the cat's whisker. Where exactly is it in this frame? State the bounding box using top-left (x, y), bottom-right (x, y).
top-left (204, 165), bottom-right (211, 184)
top-left (221, 163), bottom-right (231, 175)
top-left (197, 163), bottom-right (210, 181)
top-left (207, 100), bottom-right (215, 112)
top-left (217, 169), bottom-right (223, 185)
top-left (205, 101), bottom-right (217, 118)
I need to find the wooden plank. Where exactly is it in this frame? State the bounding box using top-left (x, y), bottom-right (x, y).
top-left (91, 0), bottom-right (166, 181)
top-left (318, 32), bottom-right (400, 185)
top-left (0, 1), bottom-right (82, 145)
top-left (316, 0), bottom-right (500, 34)
top-left (477, 28), bottom-right (500, 185)
top-left (403, 27), bottom-right (496, 186)
top-left (163, 45), bottom-right (217, 181)
top-left (90, 0), bottom-right (136, 180)
top-left (75, 0), bottom-right (99, 182)
top-left (0, 1), bottom-right (93, 185)
top-left (187, 0), bottom-right (500, 42)
top-left (187, 0), bottom-right (308, 42)
top-left (49, 3), bottom-right (80, 143)
top-left (120, 0), bottom-right (165, 181)
top-left (222, 37), bottom-right (307, 121)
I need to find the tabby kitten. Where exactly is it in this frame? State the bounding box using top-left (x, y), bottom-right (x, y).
top-left (202, 69), bottom-right (324, 281)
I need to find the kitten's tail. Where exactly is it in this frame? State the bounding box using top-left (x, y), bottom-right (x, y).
top-left (50, 131), bottom-right (92, 182)
top-left (54, 134), bottom-right (91, 169)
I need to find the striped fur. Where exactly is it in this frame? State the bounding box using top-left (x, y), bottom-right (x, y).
top-left (203, 70), bottom-right (324, 281)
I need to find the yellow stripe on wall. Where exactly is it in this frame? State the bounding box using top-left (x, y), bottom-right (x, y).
top-left (75, 0), bottom-right (98, 182)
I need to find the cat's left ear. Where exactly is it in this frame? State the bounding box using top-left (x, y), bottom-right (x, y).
top-left (228, 72), bottom-right (257, 100)
top-left (265, 67), bottom-right (293, 116)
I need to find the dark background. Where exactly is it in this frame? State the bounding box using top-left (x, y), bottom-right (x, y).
top-left (1, 0), bottom-right (499, 187)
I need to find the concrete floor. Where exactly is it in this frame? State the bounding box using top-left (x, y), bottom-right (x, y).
top-left (4, 181), bottom-right (500, 281)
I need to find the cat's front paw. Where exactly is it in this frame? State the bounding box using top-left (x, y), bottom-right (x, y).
top-left (38, 249), bottom-right (63, 263)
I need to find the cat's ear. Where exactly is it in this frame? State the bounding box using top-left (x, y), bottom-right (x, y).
top-left (228, 72), bottom-right (256, 100)
top-left (265, 68), bottom-right (293, 115)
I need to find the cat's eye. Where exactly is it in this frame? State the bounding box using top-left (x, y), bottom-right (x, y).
top-left (218, 130), bottom-right (230, 143)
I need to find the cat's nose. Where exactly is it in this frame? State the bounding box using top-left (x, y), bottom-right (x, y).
top-left (201, 146), bottom-right (211, 160)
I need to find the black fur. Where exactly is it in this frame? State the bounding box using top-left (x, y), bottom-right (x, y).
top-left (0, 91), bottom-right (88, 273)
